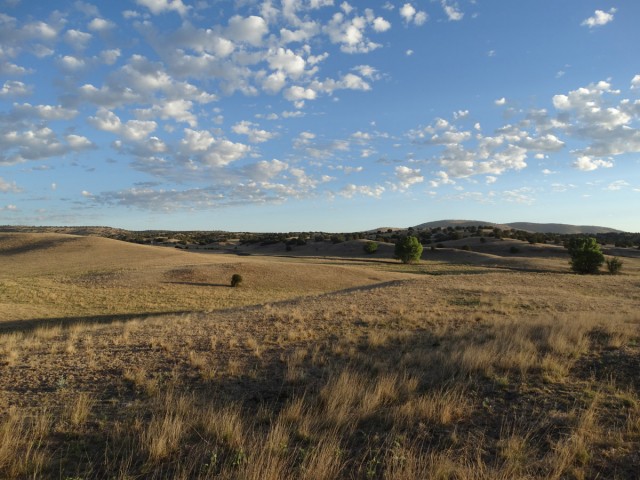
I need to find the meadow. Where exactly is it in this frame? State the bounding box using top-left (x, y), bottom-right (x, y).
top-left (0, 232), bottom-right (639, 479)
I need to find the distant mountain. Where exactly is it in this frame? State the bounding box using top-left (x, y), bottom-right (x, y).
top-left (412, 220), bottom-right (623, 234)
top-left (505, 222), bottom-right (623, 234)
top-left (413, 219), bottom-right (509, 230)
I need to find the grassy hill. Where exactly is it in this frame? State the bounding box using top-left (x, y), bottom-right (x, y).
top-left (0, 232), bottom-right (639, 479)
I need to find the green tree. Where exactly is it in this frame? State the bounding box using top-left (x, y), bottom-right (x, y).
top-left (566, 237), bottom-right (604, 274)
top-left (230, 274), bottom-right (243, 287)
top-left (363, 241), bottom-right (378, 254)
top-left (394, 235), bottom-right (423, 264)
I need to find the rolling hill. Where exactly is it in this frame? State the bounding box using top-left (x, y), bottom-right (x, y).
top-left (412, 219), bottom-right (623, 234)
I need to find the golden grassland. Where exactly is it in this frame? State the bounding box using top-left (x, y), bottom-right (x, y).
top-left (1, 232), bottom-right (639, 479)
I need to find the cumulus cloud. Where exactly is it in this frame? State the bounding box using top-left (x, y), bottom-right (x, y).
top-left (64, 29), bottom-right (92, 49)
top-left (88, 18), bottom-right (115, 32)
top-left (400, 3), bottom-right (428, 25)
top-left (573, 155), bottom-right (614, 171)
top-left (135, 99), bottom-right (198, 127)
top-left (226, 15), bottom-right (268, 46)
top-left (179, 128), bottom-right (250, 167)
top-left (0, 81), bottom-right (32, 97)
top-left (231, 120), bottom-right (276, 143)
top-left (581, 8), bottom-right (616, 28)
top-left (339, 183), bottom-right (385, 198)
top-left (441, 1), bottom-right (464, 21)
top-left (395, 165), bottom-right (424, 189)
top-left (89, 108), bottom-right (157, 141)
top-left (323, 11), bottom-right (383, 53)
top-left (0, 126), bottom-right (94, 165)
top-left (135, 0), bottom-right (190, 16)
top-left (10, 103), bottom-right (78, 121)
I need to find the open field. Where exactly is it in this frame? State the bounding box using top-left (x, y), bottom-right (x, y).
top-left (1, 233), bottom-right (639, 479)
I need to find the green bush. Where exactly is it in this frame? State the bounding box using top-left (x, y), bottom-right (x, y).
top-left (566, 237), bottom-right (604, 274)
top-left (510, 246), bottom-right (520, 254)
top-left (394, 236), bottom-right (423, 264)
top-left (363, 241), bottom-right (378, 254)
top-left (230, 274), bottom-right (243, 287)
top-left (606, 257), bottom-right (623, 275)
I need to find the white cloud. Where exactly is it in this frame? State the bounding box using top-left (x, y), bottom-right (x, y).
top-left (400, 3), bottom-right (416, 22)
top-left (352, 64), bottom-right (379, 79)
top-left (581, 8), bottom-right (616, 28)
top-left (405, 49), bottom-right (414, 56)
top-left (631, 74), bottom-right (640, 89)
top-left (284, 85), bottom-right (317, 102)
top-left (231, 120), bottom-right (276, 143)
top-left (606, 180), bottom-right (629, 191)
top-left (494, 97), bottom-right (506, 106)
top-left (11, 103), bottom-right (78, 120)
top-left (400, 3), bottom-right (427, 25)
top-left (100, 49), bottom-right (121, 65)
top-left (245, 159), bottom-right (288, 181)
top-left (572, 155), bottom-right (614, 171)
top-left (323, 12), bottom-right (382, 53)
top-left (441, 1), bottom-right (464, 21)
top-left (66, 134), bottom-right (94, 149)
top-left (226, 15), bottom-right (268, 46)
top-left (179, 128), bottom-right (250, 167)
top-left (502, 187), bottom-right (535, 205)
top-left (58, 55), bottom-right (86, 71)
top-left (64, 29), bottom-right (92, 49)
top-left (267, 48), bottom-right (306, 77)
top-left (0, 81), bottom-right (31, 97)
top-left (395, 165), bottom-right (424, 189)
top-left (372, 16), bottom-right (391, 32)
top-left (136, 99), bottom-right (198, 127)
top-left (88, 18), bottom-right (115, 31)
top-left (0, 177), bottom-right (22, 193)
top-left (135, 0), bottom-right (190, 16)
top-left (89, 108), bottom-right (157, 141)
top-left (262, 71), bottom-right (287, 94)
top-left (340, 183), bottom-right (385, 198)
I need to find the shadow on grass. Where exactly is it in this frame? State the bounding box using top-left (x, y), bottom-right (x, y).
top-left (0, 310), bottom-right (196, 335)
top-left (163, 281), bottom-right (232, 287)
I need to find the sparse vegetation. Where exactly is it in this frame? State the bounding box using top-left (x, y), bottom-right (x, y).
top-left (0, 230), bottom-right (639, 479)
top-left (606, 256), bottom-right (623, 275)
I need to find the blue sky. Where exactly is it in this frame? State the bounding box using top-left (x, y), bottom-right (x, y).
top-left (1, 0), bottom-right (639, 232)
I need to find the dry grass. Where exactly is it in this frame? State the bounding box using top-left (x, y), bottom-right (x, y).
top-left (0, 232), bottom-right (639, 478)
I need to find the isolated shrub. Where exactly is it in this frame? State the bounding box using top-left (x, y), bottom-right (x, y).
top-left (510, 246), bottom-right (520, 254)
top-left (480, 237), bottom-right (486, 243)
top-left (436, 243), bottom-right (444, 248)
top-left (606, 257), bottom-right (623, 275)
top-left (461, 245), bottom-right (470, 251)
top-left (230, 274), bottom-right (243, 287)
top-left (363, 241), bottom-right (378, 255)
top-left (394, 235), bottom-right (423, 264)
top-left (566, 237), bottom-right (604, 274)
